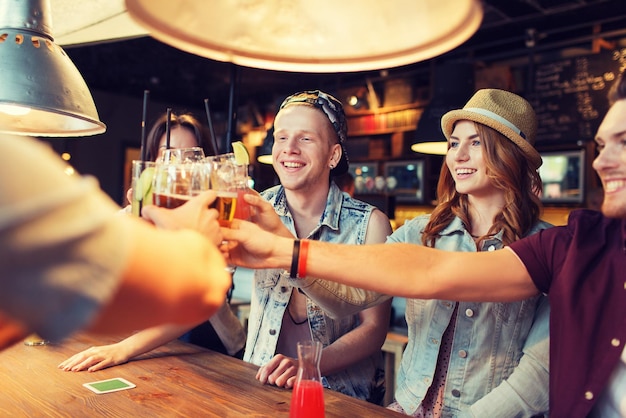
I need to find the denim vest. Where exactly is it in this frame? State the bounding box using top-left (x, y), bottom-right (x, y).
top-left (244, 184), bottom-right (384, 402)
top-left (387, 215), bottom-right (551, 417)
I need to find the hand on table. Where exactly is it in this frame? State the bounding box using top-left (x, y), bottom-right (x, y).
top-left (256, 354), bottom-right (299, 389)
top-left (58, 343), bottom-right (131, 372)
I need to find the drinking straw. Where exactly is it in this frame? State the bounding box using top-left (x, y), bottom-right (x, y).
top-left (225, 64), bottom-right (240, 153)
top-left (139, 90), bottom-right (150, 162)
top-left (165, 107), bottom-right (172, 149)
top-left (137, 90), bottom-right (149, 216)
top-left (203, 98), bottom-right (219, 156)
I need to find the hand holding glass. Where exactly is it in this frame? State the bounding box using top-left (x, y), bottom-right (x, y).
top-left (209, 155), bottom-right (250, 284)
top-left (130, 147), bottom-right (205, 216)
top-left (152, 161), bottom-right (210, 209)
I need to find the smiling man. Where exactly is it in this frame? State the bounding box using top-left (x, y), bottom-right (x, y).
top-left (222, 75), bottom-right (626, 417)
top-left (244, 90), bottom-right (393, 404)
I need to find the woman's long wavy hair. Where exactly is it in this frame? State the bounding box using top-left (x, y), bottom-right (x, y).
top-left (145, 112), bottom-right (213, 162)
top-left (422, 122), bottom-right (543, 248)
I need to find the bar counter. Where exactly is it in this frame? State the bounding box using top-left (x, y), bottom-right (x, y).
top-left (0, 333), bottom-right (403, 417)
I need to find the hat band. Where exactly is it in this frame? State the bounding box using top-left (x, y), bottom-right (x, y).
top-left (465, 107), bottom-right (526, 140)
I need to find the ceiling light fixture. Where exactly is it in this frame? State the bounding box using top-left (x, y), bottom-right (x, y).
top-left (257, 126), bottom-right (274, 165)
top-left (0, 0), bottom-right (105, 137)
top-left (412, 63), bottom-right (475, 155)
top-left (124, 0), bottom-right (483, 73)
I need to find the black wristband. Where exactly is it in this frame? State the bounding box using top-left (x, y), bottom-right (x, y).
top-left (290, 239), bottom-right (301, 278)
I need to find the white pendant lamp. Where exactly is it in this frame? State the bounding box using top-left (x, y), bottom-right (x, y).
top-left (124, 0), bottom-right (483, 73)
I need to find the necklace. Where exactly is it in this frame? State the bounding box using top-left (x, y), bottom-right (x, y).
top-left (286, 304), bottom-right (308, 326)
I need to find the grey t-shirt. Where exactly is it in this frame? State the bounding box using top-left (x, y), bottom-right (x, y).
top-left (0, 135), bottom-right (130, 341)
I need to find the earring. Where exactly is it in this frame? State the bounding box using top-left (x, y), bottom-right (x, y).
top-left (330, 164), bottom-right (335, 169)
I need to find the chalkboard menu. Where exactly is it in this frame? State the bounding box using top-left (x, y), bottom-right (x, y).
top-left (529, 49), bottom-right (625, 144)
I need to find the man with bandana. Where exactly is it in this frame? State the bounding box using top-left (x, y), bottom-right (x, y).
top-left (245, 91), bottom-right (393, 404)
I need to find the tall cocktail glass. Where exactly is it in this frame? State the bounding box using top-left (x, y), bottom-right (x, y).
top-left (131, 160), bottom-right (156, 217)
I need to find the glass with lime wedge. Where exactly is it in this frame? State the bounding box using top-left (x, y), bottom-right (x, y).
top-left (131, 160), bottom-right (156, 217)
top-left (232, 141), bottom-right (250, 165)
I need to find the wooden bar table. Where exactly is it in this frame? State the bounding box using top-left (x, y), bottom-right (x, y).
top-left (0, 333), bottom-right (403, 417)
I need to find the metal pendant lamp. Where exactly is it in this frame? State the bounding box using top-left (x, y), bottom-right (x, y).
top-left (411, 63), bottom-right (475, 155)
top-left (0, 0), bottom-right (105, 137)
top-left (256, 126), bottom-right (274, 165)
top-left (124, 0), bottom-right (483, 73)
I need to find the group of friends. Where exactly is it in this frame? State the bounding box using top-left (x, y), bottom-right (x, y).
top-left (3, 72), bottom-right (626, 417)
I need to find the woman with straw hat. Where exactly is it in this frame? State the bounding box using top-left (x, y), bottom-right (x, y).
top-left (382, 89), bottom-right (551, 416)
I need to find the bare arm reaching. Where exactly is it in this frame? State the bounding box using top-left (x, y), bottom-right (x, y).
top-left (88, 212), bottom-right (229, 335)
top-left (0, 134), bottom-right (230, 347)
top-left (222, 220), bottom-right (539, 303)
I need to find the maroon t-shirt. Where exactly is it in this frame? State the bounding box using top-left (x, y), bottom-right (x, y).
top-left (509, 209), bottom-right (626, 418)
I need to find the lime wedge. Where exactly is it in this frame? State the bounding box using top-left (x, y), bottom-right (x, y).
top-left (232, 141), bottom-right (250, 165)
top-left (137, 166), bottom-right (154, 204)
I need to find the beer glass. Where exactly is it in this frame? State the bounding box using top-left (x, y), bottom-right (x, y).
top-left (209, 155), bottom-right (239, 225)
top-left (152, 160), bottom-right (210, 209)
top-left (208, 154), bottom-right (250, 291)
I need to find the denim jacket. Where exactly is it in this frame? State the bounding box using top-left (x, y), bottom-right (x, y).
top-left (387, 215), bottom-right (551, 417)
top-left (291, 215), bottom-right (551, 417)
top-left (244, 184), bottom-right (385, 402)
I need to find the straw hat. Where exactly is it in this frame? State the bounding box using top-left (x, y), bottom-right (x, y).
top-left (441, 88), bottom-right (542, 169)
